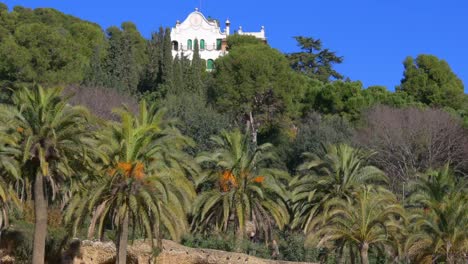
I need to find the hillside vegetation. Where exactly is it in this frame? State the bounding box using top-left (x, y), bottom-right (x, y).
top-left (0, 3), bottom-right (467, 264)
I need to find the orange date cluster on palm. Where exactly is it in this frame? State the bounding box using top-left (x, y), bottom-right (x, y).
top-left (219, 171), bottom-right (238, 192)
top-left (219, 171), bottom-right (265, 192)
top-left (108, 162), bottom-right (146, 180)
top-left (240, 170), bottom-right (265, 183)
top-left (252, 176), bottom-right (265, 183)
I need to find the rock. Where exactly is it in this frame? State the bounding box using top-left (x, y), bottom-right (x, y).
top-left (0, 254), bottom-right (15, 264)
top-left (76, 239), bottom-right (318, 264)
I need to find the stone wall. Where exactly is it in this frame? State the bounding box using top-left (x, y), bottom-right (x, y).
top-left (73, 239), bottom-right (318, 264)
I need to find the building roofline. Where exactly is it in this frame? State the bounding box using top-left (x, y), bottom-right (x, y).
top-left (174, 8), bottom-right (226, 36)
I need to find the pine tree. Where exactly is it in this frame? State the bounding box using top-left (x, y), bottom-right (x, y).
top-left (287, 36), bottom-right (344, 82)
top-left (398, 54), bottom-right (465, 109)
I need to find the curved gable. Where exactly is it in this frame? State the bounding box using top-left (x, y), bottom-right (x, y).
top-left (177, 10), bottom-right (223, 34)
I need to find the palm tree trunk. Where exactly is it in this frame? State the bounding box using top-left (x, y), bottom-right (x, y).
top-left (337, 241), bottom-right (345, 264)
top-left (359, 242), bottom-right (369, 264)
top-left (116, 212), bottom-right (129, 264)
top-left (446, 242), bottom-right (453, 264)
top-left (87, 202), bottom-right (107, 239)
top-left (87, 208), bottom-right (98, 239)
top-left (2, 208), bottom-right (9, 228)
top-left (247, 111), bottom-right (257, 144)
top-left (350, 245), bottom-right (356, 264)
top-left (235, 218), bottom-right (245, 253)
top-left (155, 221), bottom-right (162, 249)
top-left (32, 172), bottom-right (47, 264)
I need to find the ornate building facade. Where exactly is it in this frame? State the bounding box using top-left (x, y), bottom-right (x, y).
top-left (171, 8), bottom-right (266, 70)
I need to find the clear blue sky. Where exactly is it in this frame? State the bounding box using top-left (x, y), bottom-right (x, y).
top-left (3, 0), bottom-right (468, 92)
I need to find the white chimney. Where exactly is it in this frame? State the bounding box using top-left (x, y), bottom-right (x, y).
top-left (225, 19), bottom-right (231, 35)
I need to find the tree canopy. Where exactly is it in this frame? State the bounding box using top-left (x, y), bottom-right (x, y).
top-left (398, 54), bottom-right (465, 109)
top-left (0, 5), bottom-right (105, 84)
top-left (287, 36), bottom-right (344, 82)
top-left (210, 36), bottom-right (310, 133)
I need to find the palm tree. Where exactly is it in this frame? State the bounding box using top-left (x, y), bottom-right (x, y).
top-left (406, 166), bottom-right (468, 263)
top-left (306, 186), bottom-right (406, 264)
top-left (407, 164), bottom-right (462, 209)
top-left (65, 101), bottom-right (197, 264)
top-left (192, 129), bottom-right (290, 241)
top-left (0, 85), bottom-right (94, 264)
top-left (407, 192), bottom-right (468, 264)
top-left (290, 144), bottom-right (387, 232)
top-left (0, 126), bottom-right (21, 230)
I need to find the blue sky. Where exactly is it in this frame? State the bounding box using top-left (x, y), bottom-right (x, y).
top-left (3, 0), bottom-right (467, 92)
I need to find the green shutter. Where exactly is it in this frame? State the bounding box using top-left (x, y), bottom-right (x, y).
top-left (216, 39), bottom-right (222, 50)
top-left (187, 39), bottom-right (192, 50)
top-left (207, 59), bottom-right (214, 70)
top-left (200, 39), bottom-right (205, 50)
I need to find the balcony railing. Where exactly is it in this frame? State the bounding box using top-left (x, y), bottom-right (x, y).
top-left (173, 44), bottom-right (222, 52)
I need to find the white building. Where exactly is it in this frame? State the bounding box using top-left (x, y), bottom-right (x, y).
top-left (171, 8), bottom-right (266, 70)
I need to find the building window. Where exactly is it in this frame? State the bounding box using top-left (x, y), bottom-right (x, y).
top-left (216, 39), bottom-right (222, 50)
top-left (172, 41), bottom-right (179, 51)
top-left (187, 39), bottom-right (193, 50)
top-left (200, 39), bottom-right (205, 50)
top-left (207, 59), bottom-right (215, 70)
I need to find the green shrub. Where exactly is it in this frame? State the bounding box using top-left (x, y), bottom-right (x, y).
top-left (2, 219), bottom-right (69, 263)
top-left (182, 233), bottom-right (236, 252)
top-left (276, 231), bottom-right (339, 263)
top-left (181, 232), bottom-right (337, 262)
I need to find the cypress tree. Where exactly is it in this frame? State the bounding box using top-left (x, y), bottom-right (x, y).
top-left (155, 27), bottom-right (165, 85)
top-left (139, 27), bottom-right (176, 98)
top-left (172, 55), bottom-right (185, 95)
top-left (104, 27), bottom-right (124, 90)
top-left (181, 52), bottom-right (192, 85)
top-left (192, 38), bottom-right (202, 71)
top-left (187, 38), bottom-right (203, 94)
top-left (118, 34), bottom-right (139, 93)
top-left (105, 26), bottom-right (139, 93)
top-left (121, 22), bottom-right (147, 73)
top-left (83, 46), bottom-right (108, 87)
top-left (161, 27), bottom-right (174, 87)
top-left (148, 27), bottom-right (174, 98)
top-left (138, 32), bottom-right (161, 93)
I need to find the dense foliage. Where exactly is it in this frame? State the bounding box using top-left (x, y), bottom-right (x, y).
top-left (0, 5), bottom-right (105, 84)
top-left (0, 3), bottom-right (467, 264)
top-left (287, 36), bottom-right (344, 82)
top-left (398, 54), bottom-right (465, 109)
